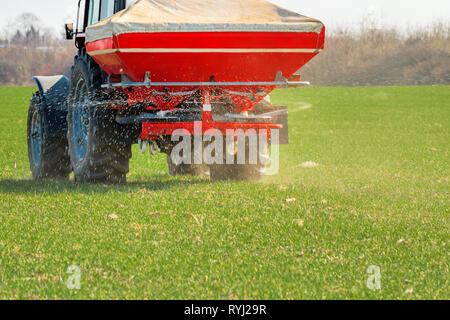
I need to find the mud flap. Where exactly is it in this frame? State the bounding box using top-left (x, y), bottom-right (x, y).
top-left (32, 75), bottom-right (69, 138)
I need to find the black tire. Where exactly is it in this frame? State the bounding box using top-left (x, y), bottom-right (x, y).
top-left (209, 137), bottom-right (268, 182)
top-left (27, 92), bottom-right (71, 180)
top-left (67, 50), bottom-right (140, 184)
top-left (167, 155), bottom-right (210, 177)
top-left (210, 163), bottom-right (264, 182)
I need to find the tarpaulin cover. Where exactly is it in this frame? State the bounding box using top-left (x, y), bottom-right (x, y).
top-left (86, 0), bottom-right (324, 43)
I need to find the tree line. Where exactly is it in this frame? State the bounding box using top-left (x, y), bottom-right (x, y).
top-left (0, 13), bottom-right (75, 86)
top-left (302, 22), bottom-right (450, 86)
top-left (0, 13), bottom-right (449, 86)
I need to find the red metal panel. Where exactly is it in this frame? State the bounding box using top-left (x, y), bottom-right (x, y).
top-left (86, 29), bottom-right (325, 111)
top-left (116, 32), bottom-right (322, 50)
top-left (139, 121), bottom-right (280, 140)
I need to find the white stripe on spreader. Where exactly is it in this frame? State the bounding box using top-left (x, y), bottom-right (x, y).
top-left (89, 48), bottom-right (321, 56)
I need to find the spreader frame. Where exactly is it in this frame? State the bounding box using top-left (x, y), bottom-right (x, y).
top-left (136, 90), bottom-right (283, 141)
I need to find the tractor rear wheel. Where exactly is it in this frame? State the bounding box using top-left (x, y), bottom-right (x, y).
top-left (67, 50), bottom-right (140, 184)
top-left (27, 93), bottom-right (71, 180)
top-left (167, 155), bottom-right (210, 177)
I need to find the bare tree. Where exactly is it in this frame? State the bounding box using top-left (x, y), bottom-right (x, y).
top-left (13, 13), bottom-right (41, 34)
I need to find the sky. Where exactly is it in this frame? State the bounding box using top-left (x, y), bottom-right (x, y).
top-left (0, 0), bottom-right (449, 36)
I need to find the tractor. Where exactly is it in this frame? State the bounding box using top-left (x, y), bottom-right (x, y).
top-left (27, 0), bottom-right (324, 184)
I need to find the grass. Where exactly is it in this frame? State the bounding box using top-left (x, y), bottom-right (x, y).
top-left (0, 86), bottom-right (448, 300)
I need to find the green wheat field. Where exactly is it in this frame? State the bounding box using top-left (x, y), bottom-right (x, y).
top-left (0, 86), bottom-right (448, 299)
